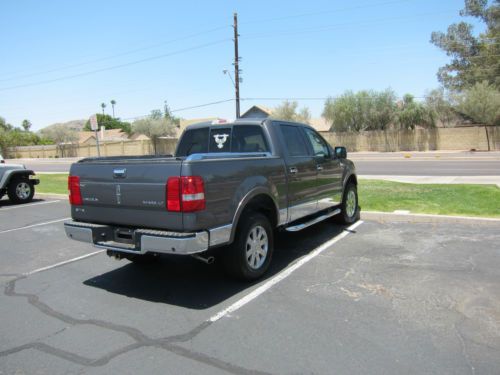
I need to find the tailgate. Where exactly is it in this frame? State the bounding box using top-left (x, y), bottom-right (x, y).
top-left (70, 158), bottom-right (184, 230)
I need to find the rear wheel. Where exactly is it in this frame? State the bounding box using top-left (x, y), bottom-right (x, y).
top-left (7, 178), bottom-right (35, 204)
top-left (337, 182), bottom-right (359, 224)
top-left (223, 212), bottom-right (274, 281)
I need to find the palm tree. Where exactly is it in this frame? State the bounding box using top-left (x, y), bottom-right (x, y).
top-left (101, 103), bottom-right (106, 115)
top-left (110, 100), bottom-right (116, 118)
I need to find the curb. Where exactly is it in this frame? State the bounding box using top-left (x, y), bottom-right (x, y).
top-left (35, 193), bottom-right (67, 200)
top-left (361, 211), bottom-right (500, 226)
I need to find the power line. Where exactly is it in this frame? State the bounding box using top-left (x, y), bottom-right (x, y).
top-left (121, 99), bottom-right (235, 121)
top-left (242, 10), bottom-right (456, 40)
top-left (0, 25), bottom-right (230, 82)
top-left (0, 39), bottom-right (231, 92)
top-left (241, 0), bottom-right (417, 25)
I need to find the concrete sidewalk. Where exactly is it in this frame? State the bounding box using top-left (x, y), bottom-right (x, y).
top-left (360, 175), bottom-right (500, 186)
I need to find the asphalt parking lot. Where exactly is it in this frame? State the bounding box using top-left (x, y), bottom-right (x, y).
top-left (1, 199), bottom-right (499, 374)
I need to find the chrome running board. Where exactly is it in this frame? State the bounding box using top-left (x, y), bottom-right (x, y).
top-left (285, 209), bottom-right (341, 232)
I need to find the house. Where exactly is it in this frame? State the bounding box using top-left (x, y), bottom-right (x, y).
top-left (241, 105), bottom-right (273, 119)
top-left (241, 105), bottom-right (331, 133)
top-left (309, 117), bottom-right (332, 132)
top-left (77, 128), bottom-right (129, 144)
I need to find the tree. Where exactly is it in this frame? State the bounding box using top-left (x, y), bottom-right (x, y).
top-left (455, 81), bottom-right (500, 125)
top-left (39, 124), bottom-right (79, 157)
top-left (430, 0), bottom-right (500, 90)
top-left (163, 101), bottom-right (181, 127)
top-left (101, 102), bottom-right (106, 115)
top-left (110, 100), bottom-right (116, 118)
top-left (132, 111), bottom-right (177, 154)
top-left (322, 89), bottom-right (397, 132)
top-left (424, 88), bottom-right (458, 127)
top-left (397, 94), bottom-right (435, 130)
top-left (0, 128), bottom-right (8, 156)
top-left (21, 119), bottom-right (32, 132)
top-left (272, 100), bottom-right (311, 124)
top-left (83, 114), bottom-right (131, 134)
top-left (0, 116), bottom-right (13, 131)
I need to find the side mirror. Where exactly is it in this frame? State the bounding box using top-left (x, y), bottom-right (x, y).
top-left (335, 146), bottom-right (347, 159)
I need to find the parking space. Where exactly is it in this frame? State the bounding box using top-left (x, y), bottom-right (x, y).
top-left (1, 202), bottom-right (499, 374)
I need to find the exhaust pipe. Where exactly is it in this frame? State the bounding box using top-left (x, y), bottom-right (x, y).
top-left (191, 254), bottom-right (215, 265)
top-left (106, 250), bottom-right (122, 260)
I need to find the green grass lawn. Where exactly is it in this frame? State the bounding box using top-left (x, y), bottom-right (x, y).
top-left (36, 174), bottom-right (68, 195)
top-left (35, 173), bottom-right (500, 218)
top-left (359, 179), bottom-right (500, 218)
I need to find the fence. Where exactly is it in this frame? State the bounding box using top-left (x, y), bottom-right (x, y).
top-left (320, 126), bottom-right (500, 152)
top-left (7, 126), bottom-right (500, 158)
top-left (8, 138), bottom-right (178, 159)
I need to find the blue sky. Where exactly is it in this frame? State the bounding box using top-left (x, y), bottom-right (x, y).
top-left (0, 0), bottom-right (483, 130)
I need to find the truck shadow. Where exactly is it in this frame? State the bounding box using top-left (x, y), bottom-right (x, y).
top-left (83, 222), bottom-right (352, 309)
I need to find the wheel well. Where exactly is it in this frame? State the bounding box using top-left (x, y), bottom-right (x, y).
top-left (346, 174), bottom-right (357, 187)
top-left (8, 171), bottom-right (31, 182)
top-left (239, 194), bottom-right (278, 229)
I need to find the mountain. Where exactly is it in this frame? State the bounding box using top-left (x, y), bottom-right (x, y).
top-left (40, 119), bottom-right (86, 132)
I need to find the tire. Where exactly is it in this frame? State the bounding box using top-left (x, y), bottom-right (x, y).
top-left (337, 182), bottom-right (360, 224)
top-left (223, 212), bottom-right (274, 281)
top-left (7, 178), bottom-right (35, 204)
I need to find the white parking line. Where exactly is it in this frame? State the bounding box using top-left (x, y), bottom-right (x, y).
top-left (0, 217), bottom-right (70, 235)
top-left (0, 200), bottom-right (61, 211)
top-left (208, 220), bottom-right (364, 323)
top-left (25, 250), bottom-right (105, 276)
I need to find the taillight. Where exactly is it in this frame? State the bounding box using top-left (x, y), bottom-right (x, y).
top-left (167, 177), bottom-right (181, 212)
top-left (68, 176), bottom-right (82, 205)
top-left (166, 176), bottom-right (205, 212)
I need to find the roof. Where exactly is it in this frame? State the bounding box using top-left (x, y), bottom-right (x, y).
top-left (241, 105), bottom-right (273, 118)
top-left (77, 128), bottom-right (128, 143)
top-left (185, 118), bottom-right (266, 131)
top-left (309, 118), bottom-right (331, 132)
top-left (78, 132), bottom-right (95, 144)
top-left (176, 117), bottom-right (218, 136)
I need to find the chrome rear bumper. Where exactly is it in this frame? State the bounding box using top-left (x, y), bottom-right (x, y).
top-left (64, 220), bottom-right (208, 255)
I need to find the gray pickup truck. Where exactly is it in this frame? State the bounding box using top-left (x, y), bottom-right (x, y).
top-left (64, 119), bottom-right (359, 280)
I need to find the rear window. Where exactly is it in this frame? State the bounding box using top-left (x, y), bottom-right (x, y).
top-left (209, 127), bottom-right (232, 153)
top-left (232, 125), bottom-right (269, 153)
top-left (176, 128), bottom-right (209, 156)
top-left (177, 125), bottom-right (269, 156)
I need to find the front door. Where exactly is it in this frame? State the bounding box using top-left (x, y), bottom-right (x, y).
top-left (303, 128), bottom-right (343, 210)
top-left (278, 124), bottom-right (318, 222)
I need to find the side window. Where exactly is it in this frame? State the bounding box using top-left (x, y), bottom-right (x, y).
top-left (231, 126), bottom-right (269, 153)
top-left (176, 128), bottom-right (209, 156)
top-left (209, 127), bottom-right (232, 153)
top-left (280, 125), bottom-right (309, 157)
top-left (304, 128), bottom-right (330, 157)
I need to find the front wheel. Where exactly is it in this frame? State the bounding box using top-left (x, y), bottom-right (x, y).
top-left (7, 179), bottom-right (35, 204)
top-left (338, 182), bottom-right (360, 224)
top-left (223, 213), bottom-right (274, 281)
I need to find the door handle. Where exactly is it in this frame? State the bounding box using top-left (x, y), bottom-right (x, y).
top-left (316, 165), bottom-right (324, 171)
top-left (289, 167), bottom-right (298, 175)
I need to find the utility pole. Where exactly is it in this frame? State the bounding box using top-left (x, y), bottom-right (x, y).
top-left (233, 12), bottom-right (241, 118)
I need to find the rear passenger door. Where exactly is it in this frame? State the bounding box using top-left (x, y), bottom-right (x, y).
top-left (278, 124), bottom-right (318, 222)
top-left (303, 127), bottom-right (343, 210)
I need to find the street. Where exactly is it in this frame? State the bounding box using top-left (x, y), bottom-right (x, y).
top-left (8, 151), bottom-right (500, 176)
top-left (1, 199), bottom-right (499, 374)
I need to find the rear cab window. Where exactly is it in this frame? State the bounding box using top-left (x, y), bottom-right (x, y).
top-left (177, 124), bottom-right (269, 156)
